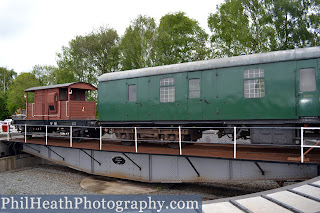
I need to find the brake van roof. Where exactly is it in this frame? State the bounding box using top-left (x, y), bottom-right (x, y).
top-left (25, 82), bottom-right (97, 92)
top-left (98, 46), bottom-right (320, 82)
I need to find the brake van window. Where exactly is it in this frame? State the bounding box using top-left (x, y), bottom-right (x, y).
top-left (160, 78), bottom-right (175, 102)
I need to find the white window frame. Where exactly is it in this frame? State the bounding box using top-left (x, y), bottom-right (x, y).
top-left (244, 69), bottom-right (265, 98)
top-left (189, 79), bottom-right (200, 98)
top-left (128, 84), bottom-right (137, 102)
top-left (160, 78), bottom-right (175, 103)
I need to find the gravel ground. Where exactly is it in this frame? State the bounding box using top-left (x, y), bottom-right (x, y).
top-left (0, 164), bottom-right (295, 200)
top-left (0, 164), bottom-right (95, 195)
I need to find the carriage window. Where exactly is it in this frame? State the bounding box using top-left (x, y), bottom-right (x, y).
top-left (76, 91), bottom-right (81, 100)
top-left (189, 79), bottom-right (200, 98)
top-left (128, 84), bottom-right (136, 102)
top-left (244, 69), bottom-right (265, 98)
top-left (59, 88), bottom-right (67, 101)
top-left (70, 89), bottom-right (85, 101)
top-left (300, 68), bottom-right (316, 92)
top-left (160, 78), bottom-right (175, 102)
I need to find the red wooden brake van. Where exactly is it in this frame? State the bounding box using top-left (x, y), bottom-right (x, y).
top-left (25, 82), bottom-right (97, 121)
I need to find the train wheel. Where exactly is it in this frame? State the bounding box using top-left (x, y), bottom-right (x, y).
top-left (167, 134), bottom-right (184, 149)
top-left (167, 143), bottom-right (179, 149)
top-left (121, 141), bottom-right (134, 146)
top-left (26, 127), bottom-right (33, 139)
top-left (88, 128), bottom-right (100, 138)
top-left (121, 133), bottom-right (134, 146)
top-left (183, 134), bottom-right (195, 145)
top-left (72, 129), bottom-right (83, 143)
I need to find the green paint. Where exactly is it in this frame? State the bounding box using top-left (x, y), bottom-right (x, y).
top-left (98, 58), bottom-right (319, 122)
top-left (296, 59), bottom-right (319, 117)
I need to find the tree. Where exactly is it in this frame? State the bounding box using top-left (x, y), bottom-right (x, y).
top-left (56, 27), bottom-right (120, 86)
top-left (0, 67), bottom-right (16, 119)
top-left (0, 91), bottom-right (9, 120)
top-left (208, 0), bottom-right (320, 56)
top-left (155, 12), bottom-right (209, 65)
top-left (0, 67), bottom-right (17, 92)
top-left (208, 0), bottom-right (276, 57)
top-left (32, 65), bottom-right (57, 86)
top-left (242, 0), bottom-right (276, 52)
top-left (6, 73), bottom-right (40, 115)
top-left (120, 15), bottom-right (157, 70)
top-left (31, 65), bottom-right (75, 85)
top-left (309, 0), bottom-right (320, 45)
top-left (267, 0), bottom-right (320, 49)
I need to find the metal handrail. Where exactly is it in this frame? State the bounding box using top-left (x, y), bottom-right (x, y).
top-left (6, 124), bottom-right (320, 161)
top-left (300, 127), bottom-right (320, 163)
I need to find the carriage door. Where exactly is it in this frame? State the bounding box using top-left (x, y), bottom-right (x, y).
top-left (187, 72), bottom-right (202, 120)
top-left (126, 79), bottom-right (139, 120)
top-left (137, 77), bottom-right (151, 121)
top-left (296, 59), bottom-right (319, 117)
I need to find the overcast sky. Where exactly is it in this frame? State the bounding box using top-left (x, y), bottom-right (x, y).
top-left (0, 0), bottom-right (223, 74)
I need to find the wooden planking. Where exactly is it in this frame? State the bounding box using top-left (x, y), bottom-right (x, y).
top-left (27, 92), bottom-right (96, 120)
top-left (69, 101), bottom-right (96, 119)
top-left (25, 82), bottom-right (97, 121)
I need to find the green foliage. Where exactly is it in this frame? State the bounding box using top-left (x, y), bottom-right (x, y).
top-left (31, 65), bottom-right (75, 85)
top-left (120, 15), bottom-right (157, 70)
top-left (267, 0), bottom-right (320, 49)
top-left (120, 13), bottom-right (210, 70)
top-left (155, 12), bottom-right (209, 65)
top-left (308, 1), bottom-right (320, 45)
top-left (208, 0), bottom-right (276, 57)
top-left (0, 91), bottom-right (9, 120)
top-left (32, 65), bottom-right (58, 86)
top-left (0, 67), bottom-right (16, 119)
top-left (56, 26), bottom-right (120, 86)
top-left (241, 0), bottom-right (276, 52)
top-left (0, 67), bottom-right (17, 92)
top-left (6, 73), bottom-right (40, 115)
top-left (208, 0), bottom-right (320, 57)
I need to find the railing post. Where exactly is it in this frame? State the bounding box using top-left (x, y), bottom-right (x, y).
top-left (179, 126), bottom-right (182, 155)
top-left (301, 127), bottom-right (304, 163)
top-left (135, 127), bottom-right (138, 153)
top-left (45, 125), bottom-right (48, 145)
top-left (70, 126), bottom-right (72, 148)
top-left (25, 124), bottom-right (27, 143)
top-left (100, 126), bottom-right (102, 150)
top-left (233, 127), bottom-right (237, 159)
top-left (7, 122), bottom-right (9, 141)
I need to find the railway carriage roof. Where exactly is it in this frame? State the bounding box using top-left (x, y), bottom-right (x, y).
top-left (98, 46), bottom-right (320, 82)
top-left (25, 82), bottom-right (97, 92)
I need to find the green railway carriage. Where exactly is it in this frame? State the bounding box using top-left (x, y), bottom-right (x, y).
top-left (98, 47), bottom-right (320, 144)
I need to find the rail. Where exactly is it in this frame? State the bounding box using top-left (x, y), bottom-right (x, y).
top-left (3, 124), bottom-right (320, 162)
